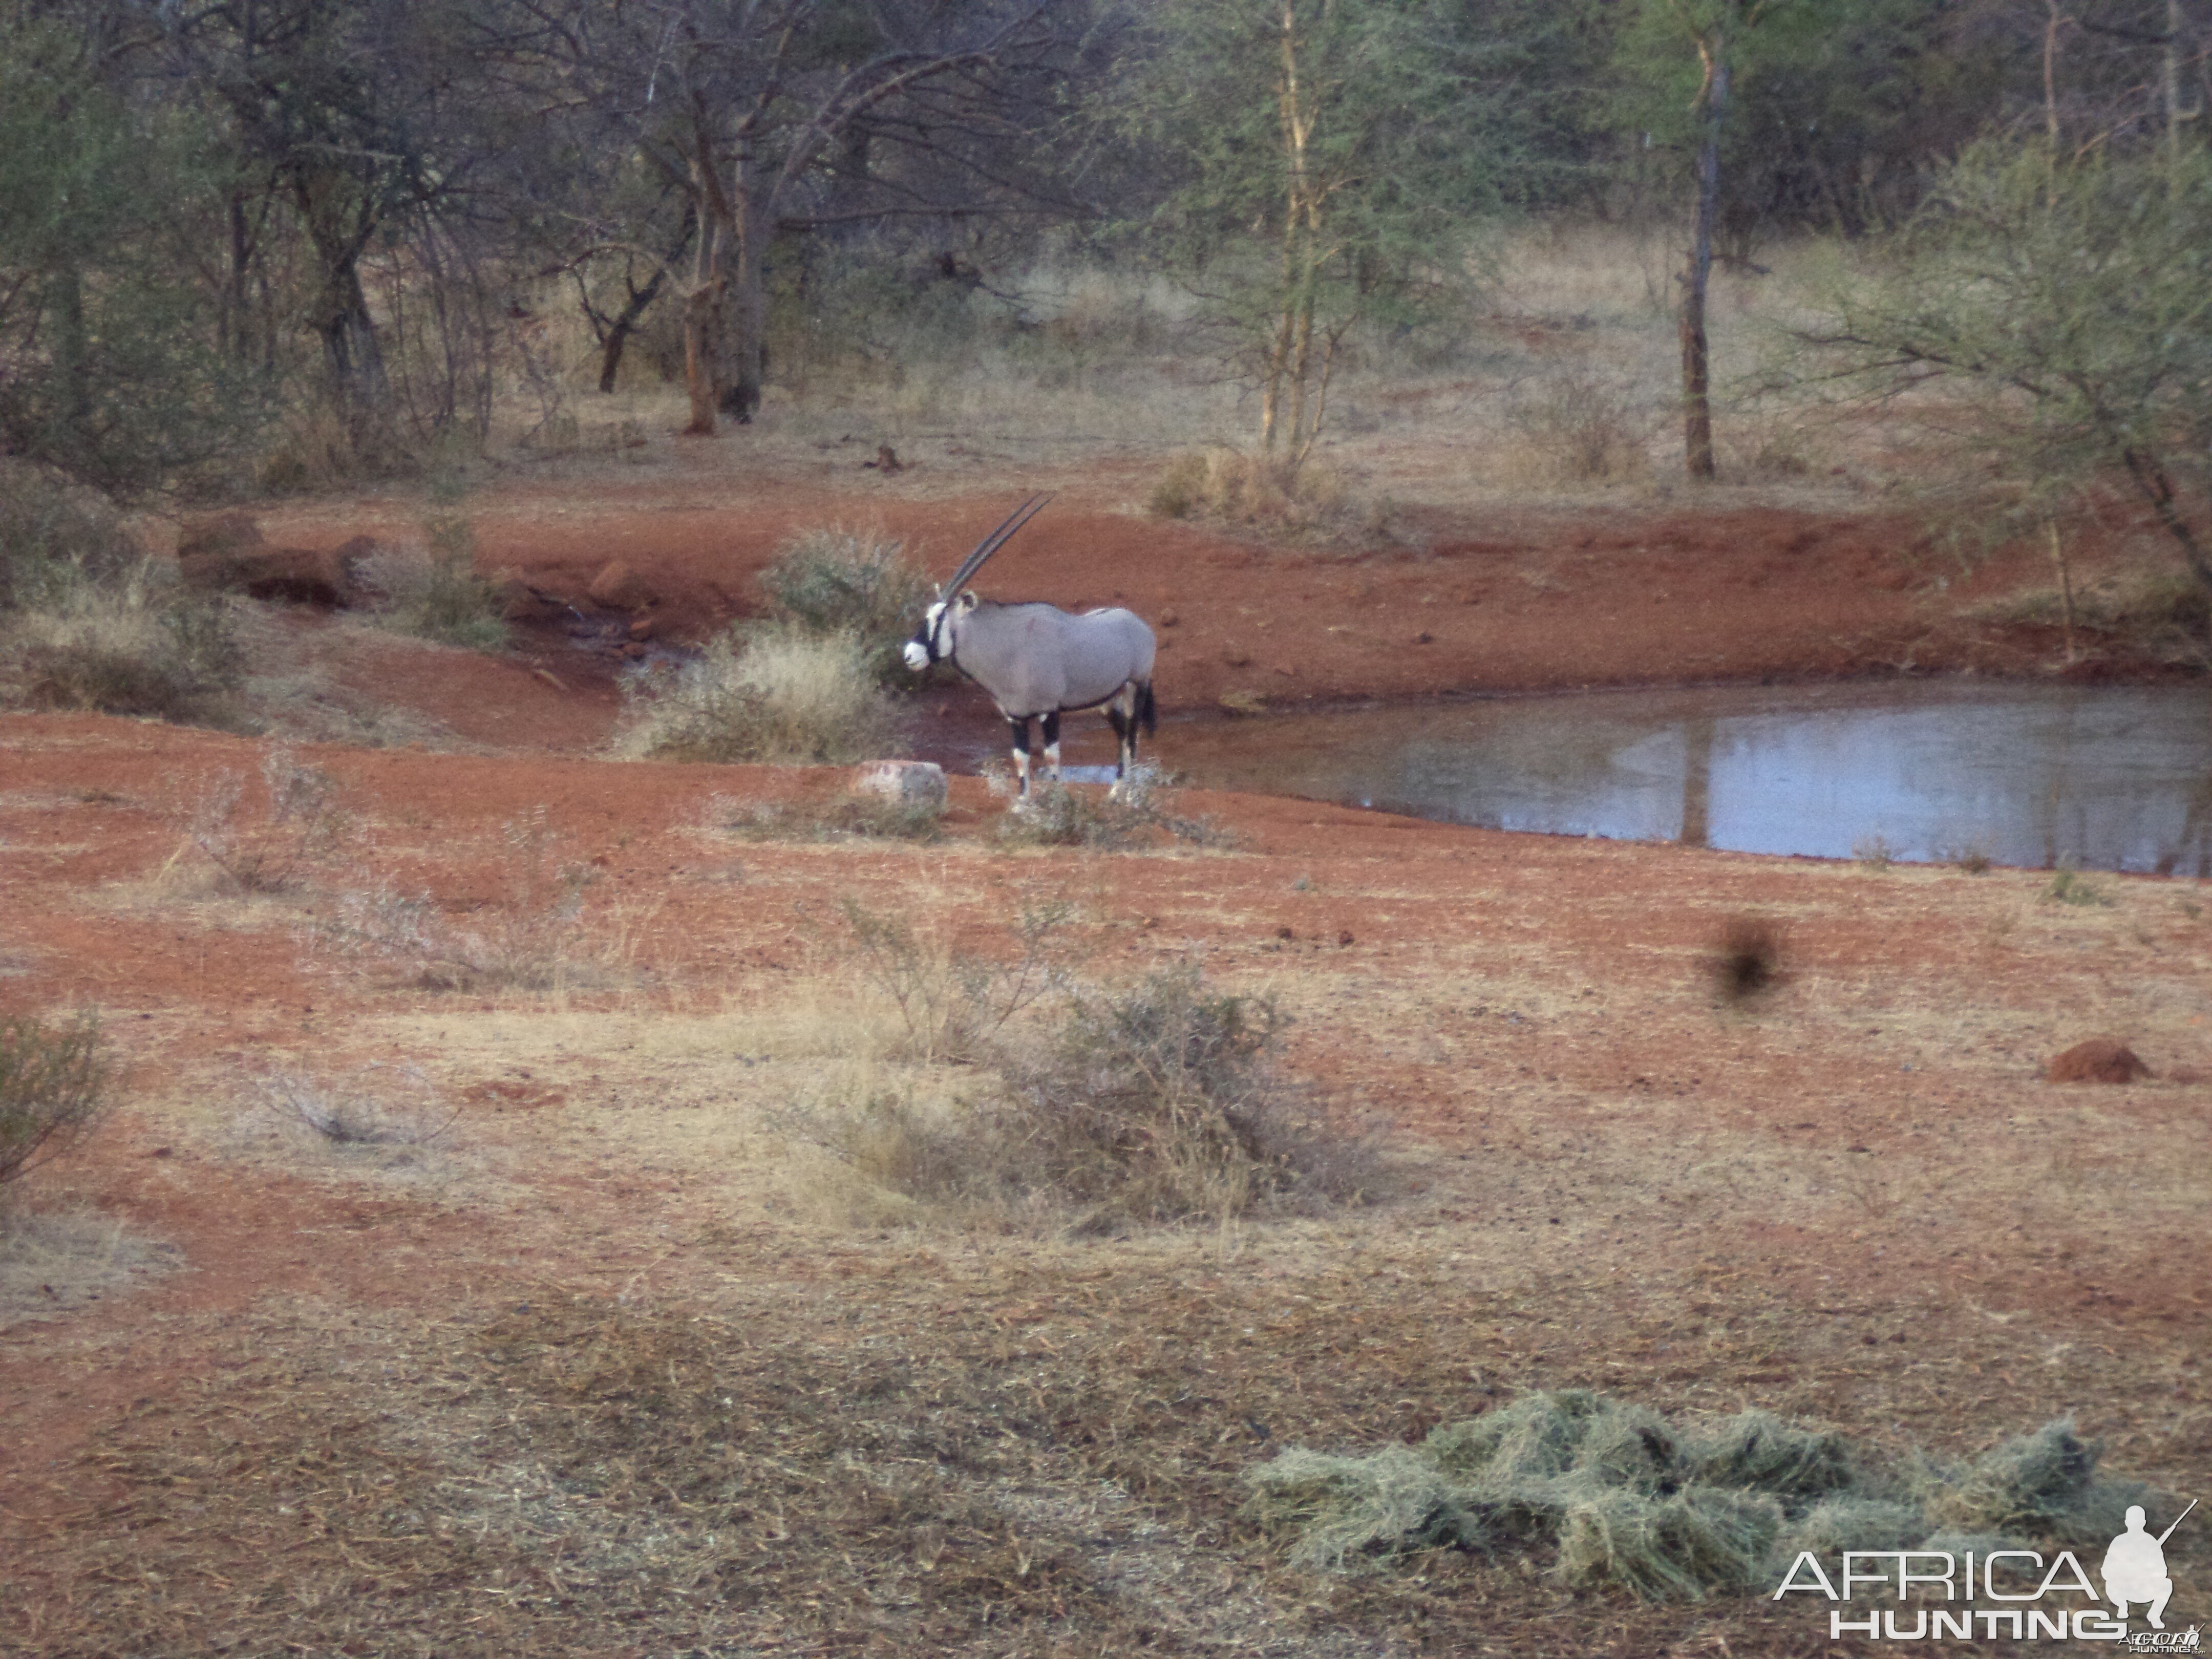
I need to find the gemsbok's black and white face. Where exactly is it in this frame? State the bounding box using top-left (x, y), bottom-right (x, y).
top-left (903, 595), bottom-right (966, 673)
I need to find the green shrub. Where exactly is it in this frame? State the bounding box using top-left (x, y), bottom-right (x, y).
top-left (618, 626), bottom-right (893, 764)
top-left (0, 1012), bottom-right (110, 1195)
top-left (759, 527), bottom-right (934, 685)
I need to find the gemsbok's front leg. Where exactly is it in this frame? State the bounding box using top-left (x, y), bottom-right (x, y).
top-left (1040, 710), bottom-right (1062, 783)
top-left (1007, 714), bottom-right (1034, 796)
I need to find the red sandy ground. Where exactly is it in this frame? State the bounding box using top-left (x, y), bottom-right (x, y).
top-left (2, 449), bottom-right (2207, 1654)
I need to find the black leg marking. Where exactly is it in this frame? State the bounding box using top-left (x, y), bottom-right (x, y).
top-left (1008, 715), bottom-right (1032, 794)
top-left (1107, 705), bottom-right (1132, 778)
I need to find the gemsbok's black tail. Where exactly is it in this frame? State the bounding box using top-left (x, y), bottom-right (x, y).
top-left (1137, 680), bottom-right (1157, 736)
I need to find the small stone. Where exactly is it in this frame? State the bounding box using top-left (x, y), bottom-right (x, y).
top-left (2047, 1038), bottom-right (2150, 1083)
top-left (854, 760), bottom-right (948, 810)
top-left (587, 560), bottom-right (654, 610)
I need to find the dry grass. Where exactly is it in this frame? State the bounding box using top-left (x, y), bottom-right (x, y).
top-left (12, 1227), bottom-right (2198, 1658)
top-left (703, 786), bottom-right (945, 844)
top-left (161, 745), bottom-right (351, 895)
top-left (0, 558), bottom-right (242, 722)
top-left (1493, 364), bottom-right (1657, 488)
top-left (615, 626), bottom-right (895, 764)
top-left (1244, 1391), bottom-right (2158, 1597)
top-left (305, 809), bottom-right (636, 993)
top-left (0, 1203), bottom-right (176, 1329)
top-left (1147, 445), bottom-right (1358, 535)
top-left (993, 764), bottom-right (1236, 852)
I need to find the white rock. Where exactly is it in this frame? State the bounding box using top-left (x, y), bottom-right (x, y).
top-left (854, 760), bottom-right (948, 809)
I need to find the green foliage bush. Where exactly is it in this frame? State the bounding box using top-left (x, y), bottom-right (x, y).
top-left (0, 20), bottom-right (268, 493)
top-left (758, 528), bottom-right (934, 687)
top-left (0, 1012), bottom-right (110, 1195)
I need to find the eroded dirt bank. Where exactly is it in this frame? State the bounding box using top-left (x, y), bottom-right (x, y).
top-left (2, 709), bottom-right (2206, 1656)
top-left (239, 452), bottom-right (2198, 739)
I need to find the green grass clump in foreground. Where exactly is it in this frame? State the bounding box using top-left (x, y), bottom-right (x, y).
top-left (1245, 1393), bottom-right (2160, 1600)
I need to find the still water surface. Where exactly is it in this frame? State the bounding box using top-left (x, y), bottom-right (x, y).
top-left (1161, 681), bottom-right (2212, 875)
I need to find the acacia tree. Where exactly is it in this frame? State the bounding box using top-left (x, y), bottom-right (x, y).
top-left (511, 1), bottom-right (1065, 436)
top-left (1621, 0), bottom-right (1786, 480)
top-left (1812, 138), bottom-right (2212, 626)
top-left (1132, 0), bottom-right (1504, 472)
top-left (0, 12), bottom-right (265, 490)
top-left (159, 1), bottom-right (503, 464)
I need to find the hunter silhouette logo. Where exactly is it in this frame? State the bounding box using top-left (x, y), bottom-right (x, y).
top-left (2107, 1500), bottom-right (2195, 1630)
top-left (1772, 1496), bottom-right (2198, 1645)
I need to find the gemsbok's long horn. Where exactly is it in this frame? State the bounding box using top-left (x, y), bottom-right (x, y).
top-left (940, 493), bottom-right (1053, 597)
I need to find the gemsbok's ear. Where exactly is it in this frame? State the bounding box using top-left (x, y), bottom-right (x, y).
top-left (955, 590), bottom-right (980, 613)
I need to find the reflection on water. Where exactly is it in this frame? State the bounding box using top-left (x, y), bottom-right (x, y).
top-left (1166, 681), bottom-right (2212, 875)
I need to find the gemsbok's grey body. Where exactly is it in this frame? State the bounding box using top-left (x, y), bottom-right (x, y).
top-left (904, 496), bottom-right (1157, 794)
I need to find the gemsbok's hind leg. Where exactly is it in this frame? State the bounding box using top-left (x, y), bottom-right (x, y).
top-left (1007, 714), bottom-right (1033, 797)
top-left (1106, 686), bottom-right (1138, 789)
top-left (1040, 710), bottom-right (1062, 781)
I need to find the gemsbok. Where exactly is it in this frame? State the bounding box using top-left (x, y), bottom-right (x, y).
top-left (903, 495), bottom-right (1157, 795)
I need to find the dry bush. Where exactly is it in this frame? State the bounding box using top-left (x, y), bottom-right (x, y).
top-left (168, 745), bottom-right (350, 894)
top-left (798, 947), bottom-right (1372, 1232)
top-left (993, 763), bottom-right (1235, 852)
top-left (1147, 446), bottom-right (1349, 533)
top-left (0, 459), bottom-right (141, 610)
top-left (758, 526), bottom-right (934, 686)
top-left (616, 626), bottom-right (894, 764)
top-left (2045, 866), bottom-right (2111, 908)
top-left (839, 897), bottom-right (1073, 1065)
top-left (0, 463), bottom-right (240, 720)
top-left (307, 809), bottom-right (609, 992)
top-left (358, 543), bottom-right (508, 651)
top-left (992, 963), bottom-right (1343, 1228)
top-left (261, 1062), bottom-right (458, 1147)
top-left (705, 789), bottom-right (943, 844)
top-left (1495, 365), bottom-right (1654, 488)
top-left (0, 1012), bottom-right (111, 1199)
top-left (1, 557), bottom-right (241, 721)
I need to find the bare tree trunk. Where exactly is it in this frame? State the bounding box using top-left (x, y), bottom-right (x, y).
top-left (1681, 54), bottom-right (1728, 481)
top-left (2166, 0), bottom-right (2195, 177)
top-left (597, 210), bottom-right (695, 394)
top-left (2044, 1), bottom-right (2065, 152)
top-left (2047, 516), bottom-right (2078, 663)
top-left (680, 206), bottom-right (724, 436)
top-left (724, 205), bottom-right (767, 423)
top-left (315, 265), bottom-right (392, 459)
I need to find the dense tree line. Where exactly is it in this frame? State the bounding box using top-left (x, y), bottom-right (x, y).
top-left (1, 0), bottom-right (2206, 495)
